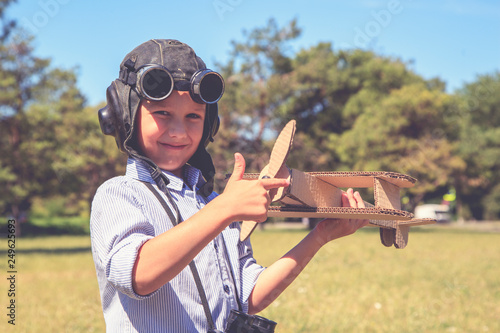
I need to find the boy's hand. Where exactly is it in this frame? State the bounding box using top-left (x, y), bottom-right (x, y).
top-left (313, 188), bottom-right (370, 246)
top-left (223, 153), bottom-right (289, 223)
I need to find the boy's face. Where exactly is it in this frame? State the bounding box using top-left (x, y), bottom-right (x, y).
top-left (137, 90), bottom-right (206, 177)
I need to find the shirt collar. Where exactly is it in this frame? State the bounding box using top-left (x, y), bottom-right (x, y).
top-left (126, 157), bottom-right (204, 192)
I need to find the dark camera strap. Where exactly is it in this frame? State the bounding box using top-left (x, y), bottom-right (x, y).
top-left (141, 181), bottom-right (218, 331)
top-left (220, 236), bottom-right (243, 312)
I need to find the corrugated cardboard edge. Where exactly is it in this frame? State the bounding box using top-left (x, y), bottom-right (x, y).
top-left (313, 171), bottom-right (416, 188)
top-left (267, 206), bottom-right (435, 227)
top-left (267, 205), bottom-right (413, 220)
top-left (243, 171), bottom-right (416, 188)
top-left (399, 218), bottom-right (435, 226)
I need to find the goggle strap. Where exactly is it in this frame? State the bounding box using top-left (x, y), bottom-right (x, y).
top-left (118, 58), bottom-right (138, 86)
top-left (118, 68), bottom-right (138, 86)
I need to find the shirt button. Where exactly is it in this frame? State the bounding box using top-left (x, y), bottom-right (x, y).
top-left (224, 285), bottom-right (230, 294)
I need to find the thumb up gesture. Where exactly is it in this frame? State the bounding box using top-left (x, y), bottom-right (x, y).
top-left (223, 153), bottom-right (289, 223)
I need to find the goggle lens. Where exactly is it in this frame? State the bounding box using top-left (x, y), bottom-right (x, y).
top-left (194, 71), bottom-right (225, 104)
top-left (139, 67), bottom-right (174, 101)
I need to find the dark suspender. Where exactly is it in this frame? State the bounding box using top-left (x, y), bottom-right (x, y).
top-left (141, 181), bottom-right (242, 332)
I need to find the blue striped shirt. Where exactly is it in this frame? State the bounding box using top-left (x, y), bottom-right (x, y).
top-left (90, 158), bottom-right (265, 332)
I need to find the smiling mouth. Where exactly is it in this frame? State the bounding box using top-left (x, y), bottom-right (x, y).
top-left (159, 142), bottom-right (187, 150)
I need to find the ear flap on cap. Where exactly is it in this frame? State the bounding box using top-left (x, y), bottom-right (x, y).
top-left (98, 79), bottom-right (143, 155)
top-left (98, 81), bottom-right (129, 152)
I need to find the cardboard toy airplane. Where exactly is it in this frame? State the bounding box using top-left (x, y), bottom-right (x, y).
top-left (240, 120), bottom-right (436, 249)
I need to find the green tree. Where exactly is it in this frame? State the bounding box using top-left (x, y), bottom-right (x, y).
top-left (212, 18), bottom-right (301, 187)
top-left (0, 0), bottom-right (15, 42)
top-left (0, 4), bottom-right (125, 227)
top-left (0, 28), bottom-right (52, 221)
top-left (452, 72), bottom-right (500, 220)
top-left (336, 83), bottom-right (465, 209)
top-left (276, 46), bottom-right (428, 174)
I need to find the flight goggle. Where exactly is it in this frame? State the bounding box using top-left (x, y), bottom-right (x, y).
top-left (134, 65), bottom-right (224, 104)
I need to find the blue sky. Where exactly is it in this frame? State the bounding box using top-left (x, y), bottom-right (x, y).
top-left (7, 0), bottom-right (500, 106)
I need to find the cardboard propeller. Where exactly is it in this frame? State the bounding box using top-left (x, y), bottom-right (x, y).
top-left (240, 120), bottom-right (296, 243)
top-left (240, 119), bottom-right (436, 249)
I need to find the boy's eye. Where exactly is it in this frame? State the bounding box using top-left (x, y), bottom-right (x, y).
top-left (153, 111), bottom-right (169, 116)
top-left (151, 110), bottom-right (203, 119)
top-left (187, 113), bottom-right (202, 119)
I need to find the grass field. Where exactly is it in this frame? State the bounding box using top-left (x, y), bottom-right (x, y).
top-left (1, 224), bottom-right (499, 332)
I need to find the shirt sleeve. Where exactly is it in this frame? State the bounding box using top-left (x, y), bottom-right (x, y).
top-left (90, 178), bottom-right (156, 300)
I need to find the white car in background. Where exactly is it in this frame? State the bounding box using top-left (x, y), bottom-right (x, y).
top-left (414, 204), bottom-right (451, 223)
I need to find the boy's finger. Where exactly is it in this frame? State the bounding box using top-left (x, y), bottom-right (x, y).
top-left (227, 153), bottom-right (245, 183)
top-left (261, 178), bottom-right (290, 191)
top-left (354, 191), bottom-right (365, 208)
top-left (346, 188), bottom-right (358, 208)
top-left (341, 192), bottom-right (350, 207)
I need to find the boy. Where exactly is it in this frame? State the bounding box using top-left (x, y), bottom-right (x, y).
top-left (91, 39), bottom-right (368, 332)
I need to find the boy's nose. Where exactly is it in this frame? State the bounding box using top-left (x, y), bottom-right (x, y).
top-left (166, 118), bottom-right (187, 138)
